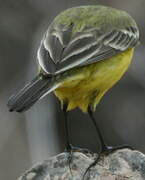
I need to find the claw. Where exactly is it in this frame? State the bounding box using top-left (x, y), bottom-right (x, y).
top-left (66, 151), bottom-right (73, 177)
top-left (82, 154), bottom-right (100, 180)
top-left (65, 144), bottom-right (94, 178)
top-left (82, 145), bottom-right (134, 180)
top-left (102, 145), bottom-right (134, 155)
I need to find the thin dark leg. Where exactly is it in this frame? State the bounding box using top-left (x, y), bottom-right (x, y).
top-left (62, 104), bottom-right (74, 176)
top-left (62, 104), bottom-right (71, 151)
top-left (62, 104), bottom-right (93, 154)
top-left (88, 107), bottom-right (107, 152)
top-left (88, 108), bottom-right (133, 154)
top-left (63, 104), bottom-right (92, 178)
top-left (82, 108), bottom-right (134, 180)
top-left (82, 108), bottom-right (104, 180)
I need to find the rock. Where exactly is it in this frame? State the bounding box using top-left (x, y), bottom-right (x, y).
top-left (18, 149), bottom-right (145, 180)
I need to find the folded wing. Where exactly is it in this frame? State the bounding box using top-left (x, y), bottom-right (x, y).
top-left (38, 25), bottom-right (139, 75)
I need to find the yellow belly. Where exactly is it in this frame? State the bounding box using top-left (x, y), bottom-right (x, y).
top-left (54, 48), bottom-right (134, 112)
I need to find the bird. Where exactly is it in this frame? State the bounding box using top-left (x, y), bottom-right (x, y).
top-left (8, 5), bottom-right (139, 177)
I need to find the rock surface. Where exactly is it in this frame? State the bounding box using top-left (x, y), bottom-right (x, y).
top-left (18, 149), bottom-right (145, 180)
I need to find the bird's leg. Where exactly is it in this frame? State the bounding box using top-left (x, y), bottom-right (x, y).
top-left (88, 108), bottom-right (134, 154)
top-left (63, 104), bottom-right (92, 177)
top-left (62, 104), bottom-right (74, 175)
top-left (63, 104), bottom-right (70, 151)
top-left (88, 108), bottom-right (107, 152)
top-left (82, 108), bottom-right (106, 179)
top-left (62, 104), bottom-right (72, 159)
top-left (82, 107), bottom-right (133, 180)
top-left (63, 104), bottom-right (93, 154)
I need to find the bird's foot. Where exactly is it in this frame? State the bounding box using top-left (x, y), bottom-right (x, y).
top-left (65, 144), bottom-right (93, 154)
top-left (101, 144), bottom-right (134, 155)
top-left (65, 144), bottom-right (93, 176)
top-left (82, 144), bottom-right (134, 180)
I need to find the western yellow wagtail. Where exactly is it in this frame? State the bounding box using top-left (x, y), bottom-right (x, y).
top-left (8, 5), bottom-right (139, 174)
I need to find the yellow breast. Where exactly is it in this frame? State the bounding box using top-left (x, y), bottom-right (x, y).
top-left (54, 48), bottom-right (134, 112)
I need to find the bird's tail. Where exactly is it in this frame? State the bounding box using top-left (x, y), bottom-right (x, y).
top-left (7, 75), bottom-right (60, 112)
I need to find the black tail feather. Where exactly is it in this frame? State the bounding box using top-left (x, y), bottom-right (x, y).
top-left (7, 75), bottom-right (55, 112)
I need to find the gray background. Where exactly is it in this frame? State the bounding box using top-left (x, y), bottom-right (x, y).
top-left (0, 0), bottom-right (145, 179)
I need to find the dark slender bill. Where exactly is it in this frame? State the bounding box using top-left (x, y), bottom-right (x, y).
top-left (7, 75), bottom-right (54, 112)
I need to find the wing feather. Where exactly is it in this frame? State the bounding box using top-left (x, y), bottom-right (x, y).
top-left (43, 31), bottom-right (64, 63)
top-left (61, 34), bottom-right (97, 62)
top-left (37, 25), bottom-right (139, 74)
top-left (37, 42), bottom-right (56, 73)
top-left (56, 43), bottom-right (101, 73)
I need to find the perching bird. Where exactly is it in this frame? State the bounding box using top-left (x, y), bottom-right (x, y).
top-left (8, 5), bottom-right (139, 175)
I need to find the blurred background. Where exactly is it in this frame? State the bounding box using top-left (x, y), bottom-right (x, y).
top-left (0, 0), bottom-right (145, 179)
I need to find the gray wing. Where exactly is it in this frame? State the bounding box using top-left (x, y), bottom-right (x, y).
top-left (37, 26), bottom-right (139, 75)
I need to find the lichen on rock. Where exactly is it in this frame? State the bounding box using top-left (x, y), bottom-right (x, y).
top-left (18, 149), bottom-right (145, 180)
